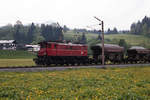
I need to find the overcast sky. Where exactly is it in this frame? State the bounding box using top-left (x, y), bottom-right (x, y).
top-left (0, 0), bottom-right (150, 30)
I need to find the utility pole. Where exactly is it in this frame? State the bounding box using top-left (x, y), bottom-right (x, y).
top-left (94, 16), bottom-right (105, 66)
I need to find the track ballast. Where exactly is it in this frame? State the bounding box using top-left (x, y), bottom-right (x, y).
top-left (1, 63), bottom-right (150, 72)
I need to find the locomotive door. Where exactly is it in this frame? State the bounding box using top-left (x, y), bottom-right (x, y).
top-left (54, 44), bottom-right (57, 56)
top-left (39, 42), bottom-right (47, 56)
top-left (81, 46), bottom-right (84, 56)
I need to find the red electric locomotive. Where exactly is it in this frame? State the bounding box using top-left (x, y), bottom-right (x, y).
top-left (34, 41), bottom-right (88, 65)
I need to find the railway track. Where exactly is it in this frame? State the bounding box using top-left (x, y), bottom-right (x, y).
top-left (0, 63), bottom-right (150, 72)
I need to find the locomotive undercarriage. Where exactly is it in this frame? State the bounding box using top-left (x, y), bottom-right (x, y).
top-left (126, 54), bottom-right (150, 64)
top-left (34, 56), bottom-right (89, 66)
top-left (33, 54), bottom-right (150, 66)
top-left (93, 53), bottom-right (124, 64)
top-left (33, 53), bottom-right (150, 66)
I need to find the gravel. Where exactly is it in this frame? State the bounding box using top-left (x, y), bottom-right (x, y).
top-left (0, 64), bottom-right (150, 72)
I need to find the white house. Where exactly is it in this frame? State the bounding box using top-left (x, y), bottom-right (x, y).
top-left (0, 40), bottom-right (17, 50)
top-left (25, 45), bottom-right (40, 52)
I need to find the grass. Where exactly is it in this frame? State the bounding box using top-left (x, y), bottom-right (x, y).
top-left (64, 31), bottom-right (150, 48)
top-left (0, 50), bottom-right (36, 67)
top-left (0, 50), bottom-right (36, 59)
top-left (64, 31), bottom-right (98, 42)
top-left (105, 34), bottom-right (150, 48)
top-left (0, 59), bottom-right (35, 67)
top-left (0, 67), bottom-right (150, 99)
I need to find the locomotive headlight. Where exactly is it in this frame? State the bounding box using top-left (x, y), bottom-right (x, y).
top-left (43, 52), bottom-right (46, 55)
top-left (81, 51), bottom-right (84, 55)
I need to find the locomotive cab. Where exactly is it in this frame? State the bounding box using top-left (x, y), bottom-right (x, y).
top-left (38, 42), bottom-right (58, 56)
top-left (38, 42), bottom-right (47, 56)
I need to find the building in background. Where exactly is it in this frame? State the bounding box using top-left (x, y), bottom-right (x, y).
top-left (0, 40), bottom-right (17, 50)
top-left (25, 45), bottom-right (40, 52)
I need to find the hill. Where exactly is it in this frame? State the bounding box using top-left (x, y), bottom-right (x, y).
top-left (105, 34), bottom-right (150, 48)
top-left (64, 30), bottom-right (98, 42)
top-left (64, 31), bottom-right (150, 48)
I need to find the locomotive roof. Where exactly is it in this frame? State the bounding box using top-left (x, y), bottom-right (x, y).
top-left (94, 43), bottom-right (123, 48)
top-left (128, 46), bottom-right (150, 54)
top-left (91, 43), bottom-right (124, 53)
top-left (56, 42), bottom-right (87, 46)
top-left (41, 41), bottom-right (87, 46)
top-left (129, 46), bottom-right (146, 50)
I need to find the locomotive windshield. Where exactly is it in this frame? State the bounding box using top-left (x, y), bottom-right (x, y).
top-left (47, 43), bottom-right (51, 48)
top-left (40, 43), bottom-right (46, 48)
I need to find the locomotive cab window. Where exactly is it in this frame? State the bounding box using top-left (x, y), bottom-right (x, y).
top-left (54, 44), bottom-right (57, 49)
top-left (47, 44), bottom-right (51, 48)
top-left (70, 46), bottom-right (72, 49)
top-left (84, 46), bottom-right (87, 50)
top-left (40, 44), bottom-right (46, 48)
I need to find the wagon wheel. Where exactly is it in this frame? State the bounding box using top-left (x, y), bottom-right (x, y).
top-left (77, 62), bottom-right (80, 66)
top-left (66, 63), bottom-right (69, 66)
top-left (71, 63), bottom-right (75, 66)
top-left (60, 59), bottom-right (64, 66)
top-left (60, 62), bottom-right (64, 66)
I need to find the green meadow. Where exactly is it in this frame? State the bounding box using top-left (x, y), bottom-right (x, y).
top-left (64, 31), bottom-right (150, 48)
top-left (0, 50), bottom-right (36, 59)
top-left (0, 67), bottom-right (150, 99)
top-left (0, 59), bottom-right (35, 67)
top-left (0, 50), bottom-right (36, 67)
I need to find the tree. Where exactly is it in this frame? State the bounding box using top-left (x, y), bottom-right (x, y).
top-left (0, 25), bottom-right (14, 40)
top-left (106, 28), bottom-right (118, 34)
top-left (142, 23), bottom-right (148, 35)
top-left (130, 23), bottom-right (136, 34)
top-left (112, 27), bottom-right (118, 34)
top-left (118, 39), bottom-right (128, 54)
top-left (32, 35), bottom-right (45, 44)
top-left (32, 25), bottom-right (44, 44)
top-left (97, 34), bottom-right (102, 40)
top-left (63, 25), bottom-right (69, 33)
top-left (27, 23), bottom-right (36, 43)
top-left (107, 28), bottom-right (111, 34)
top-left (14, 20), bottom-right (27, 43)
top-left (80, 32), bottom-right (87, 44)
top-left (135, 21), bottom-right (142, 35)
top-left (148, 27), bottom-right (150, 37)
top-left (41, 24), bottom-right (64, 41)
top-left (57, 27), bottom-right (64, 41)
top-left (130, 16), bottom-right (150, 36)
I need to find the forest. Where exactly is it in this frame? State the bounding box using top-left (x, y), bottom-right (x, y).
top-left (130, 16), bottom-right (150, 36)
top-left (0, 21), bottom-right (64, 44)
top-left (0, 16), bottom-right (150, 44)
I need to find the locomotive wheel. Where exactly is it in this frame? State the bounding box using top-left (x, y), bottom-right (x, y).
top-left (60, 63), bottom-right (64, 66)
top-left (71, 63), bottom-right (75, 66)
top-left (77, 62), bottom-right (80, 66)
top-left (55, 62), bottom-right (58, 66)
top-left (66, 63), bottom-right (69, 66)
